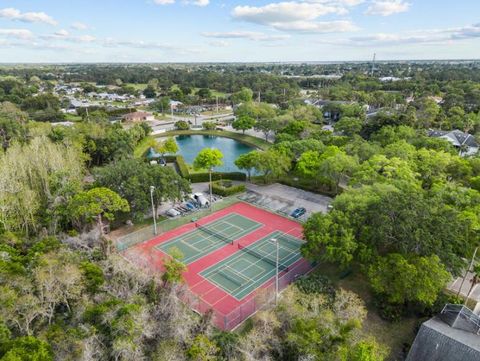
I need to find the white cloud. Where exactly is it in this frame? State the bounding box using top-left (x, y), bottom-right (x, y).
top-left (71, 22), bottom-right (89, 30)
top-left (189, 0), bottom-right (209, 6)
top-left (202, 31), bottom-right (290, 41)
top-left (54, 29), bottom-right (69, 37)
top-left (0, 8), bottom-right (57, 25)
top-left (153, 0), bottom-right (175, 4)
top-left (153, 0), bottom-right (210, 5)
top-left (365, 0), bottom-right (410, 16)
top-left (76, 35), bottom-right (96, 43)
top-left (208, 40), bottom-right (229, 47)
top-left (321, 23), bottom-right (480, 47)
top-left (232, 2), bottom-right (347, 25)
top-left (231, 1), bottom-right (359, 33)
top-left (41, 32), bottom-right (96, 43)
top-left (0, 28), bottom-right (34, 40)
top-left (272, 20), bottom-right (357, 32)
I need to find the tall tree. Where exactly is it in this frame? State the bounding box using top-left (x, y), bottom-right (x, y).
top-left (193, 148), bottom-right (223, 205)
top-left (67, 187), bottom-right (129, 234)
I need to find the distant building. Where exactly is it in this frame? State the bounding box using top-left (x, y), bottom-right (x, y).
top-left (169, 100), bottom-right (183, 110)
top-left (406, 304), bottom-right (480, 361)
top-left (123, 111), bottom-right (155, 122)
top-left (428, 129), bottom-right (479, 156)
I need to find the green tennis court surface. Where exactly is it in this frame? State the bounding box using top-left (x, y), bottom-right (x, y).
top-left (200, 231), bottom-right (304, 300)
top-left (156, 213), bottom-right (261, 264)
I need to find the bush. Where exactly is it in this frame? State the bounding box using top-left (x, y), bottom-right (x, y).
top-left (174, 155), bottom-right (190, 178)
top-left (190, 172), bottom-right (246, 183)
top-left (164, 155), bottom-right (190, 178)
top-left (211, 180), bottom-right (246, 196)
top-left (202, 121), bottom-right (217, 130)
top-left (295, 273), bottom-right (336, 305)
top-left (175, 120), bottom-right (190, 130)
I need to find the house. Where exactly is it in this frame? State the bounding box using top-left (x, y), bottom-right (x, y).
top-left (406, 304), bottom-right (480, 361)
top-left (169, 100), bottom-right (183, 110)
top-left (428, 129), bottom-right (479, 156)
top-left (123, 111), bottom-right (155, 122)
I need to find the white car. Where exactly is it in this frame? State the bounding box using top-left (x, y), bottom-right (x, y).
top-left (166, 208), bottom-right (181, 217)
top-left (191, 193), bottom-right (210, 208)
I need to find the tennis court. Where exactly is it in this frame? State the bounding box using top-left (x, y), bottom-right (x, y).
top-left (200, 231), bottom-right (304, 299)
top-left (156, 213), bottom-right (261, 264)
top-left (124, 202), bottom-right (313, 330)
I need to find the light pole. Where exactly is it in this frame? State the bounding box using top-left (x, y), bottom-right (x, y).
top-left (270, 238), bottom-right (279, 305)
top-left (209, 167), bottom-right (213, 211)
top-left (150, 186), bottom-right (157, 235)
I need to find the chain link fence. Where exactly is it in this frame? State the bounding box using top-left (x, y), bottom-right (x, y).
top-left (116, 196), bottom-right (241, 251)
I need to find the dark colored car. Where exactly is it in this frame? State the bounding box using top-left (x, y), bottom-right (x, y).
top-left (291, 207), bottom-right (306, 218)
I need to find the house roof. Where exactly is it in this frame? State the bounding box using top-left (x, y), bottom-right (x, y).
top-left (428, 129), bottom-right (479, 148)
top-left (123, 111), bottom-right (152, 119)
top-left (406, 316), bottom-right (480, 361)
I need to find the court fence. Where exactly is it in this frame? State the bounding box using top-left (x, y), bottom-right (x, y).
top-left (115, 195), bottom-right (241, 251)
top-left (180, 258), bottom-right (315, 330)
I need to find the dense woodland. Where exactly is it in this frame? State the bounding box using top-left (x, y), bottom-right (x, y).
top-left (0, 62), bottom-right (479, 361)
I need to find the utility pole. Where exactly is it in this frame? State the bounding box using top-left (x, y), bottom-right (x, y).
top-left (216, 95), bottom-right (219, 114)
top-left (371, 53), bottom-right (376, 76)
top-left (270, 238), bottom-right (279, 305)
top-left (458, 247), bottom-right (478, 300)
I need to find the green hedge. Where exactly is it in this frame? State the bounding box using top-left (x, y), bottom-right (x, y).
top-left (190, 172), bottom-right (246, 183)
top-left (165, 155), bottom-right (246, 183)
top-left (211, 180), bottom-right (246, 196)
top-left (165, 155), bottom-right (189, 178)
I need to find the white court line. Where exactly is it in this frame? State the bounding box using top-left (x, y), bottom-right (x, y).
top-left (201, 231), bottom-right (303, 299)
top-left (170, 214), bottom-right (262, 263)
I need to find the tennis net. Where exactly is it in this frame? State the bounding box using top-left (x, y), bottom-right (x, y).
top-left (238, 244), bottom-right (289, 271)
top-left (197, 224), bottom-right (233, 245)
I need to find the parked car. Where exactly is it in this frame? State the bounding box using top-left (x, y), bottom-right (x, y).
top-left (191, 193), bottom-right (210, 208)
top-left (291, 207), bottom-right (306, 219)
top-left (166, 208), bottom-right (181, 217)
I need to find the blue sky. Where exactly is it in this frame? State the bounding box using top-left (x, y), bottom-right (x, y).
top-left (0, 0), bottom-right (479, 62)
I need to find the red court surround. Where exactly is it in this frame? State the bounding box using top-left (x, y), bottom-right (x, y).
top-left (123, 202), bottom-right (310, 329)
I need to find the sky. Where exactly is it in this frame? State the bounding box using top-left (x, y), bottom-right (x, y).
top-left (0, 0), bottom-right (479, 63)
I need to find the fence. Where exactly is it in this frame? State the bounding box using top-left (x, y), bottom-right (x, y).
top-left (115, 195), bottom-right (241, 251)
top-left (180, 258), bottom-right (315, 330)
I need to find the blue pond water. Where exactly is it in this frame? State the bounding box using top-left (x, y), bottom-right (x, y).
top-left (175, 134), bottom-right (255, 173)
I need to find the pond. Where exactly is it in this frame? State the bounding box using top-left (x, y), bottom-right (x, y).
top-left (174, 134), bottom-right (256, 173)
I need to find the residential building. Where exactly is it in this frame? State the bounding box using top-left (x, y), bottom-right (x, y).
top-left (428, 129), bottom-right (479, 156)
top-left (406, 304), bottom-right (480, 361)
top-left (123, 111), bottom-right (155, 122)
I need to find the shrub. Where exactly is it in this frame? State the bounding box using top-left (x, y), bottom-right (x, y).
top-left (174, 155), bottom-right (190, 178)
top-left (202, 121), bottom-right (217, 130)
top-left (211, 180), bottom-right (246, 196)
top-left (189, 172), bottom-right (246, 183)
top-left (175, 120), bottom-right (190, 130)
top-left (295, 273), bottom-right (336, 305)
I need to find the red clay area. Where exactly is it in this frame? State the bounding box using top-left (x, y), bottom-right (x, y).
top-left (123, 202), bottom-right (307, 329)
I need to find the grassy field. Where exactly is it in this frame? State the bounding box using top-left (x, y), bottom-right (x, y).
top-left (157, 129), bottom-right (271, 150)
top-left (63, 113), bottom-right (83, 122)
top-left (126, 83), bottom-right (148, 91)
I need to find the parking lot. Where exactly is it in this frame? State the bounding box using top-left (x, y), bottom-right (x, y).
top-left (239, 183), bottom-right (332, 221)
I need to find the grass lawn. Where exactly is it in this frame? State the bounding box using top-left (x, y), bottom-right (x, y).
top-left (63, 113), bottom-right (83, 122)
top-left (125, 83), bottom-right (148, 91)
top-left (200, 109), bottom-right (233, 116)
top-left (318, 263), bottom-right (418, 361)
top-left (157, 129), bottom-right (271, 150)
